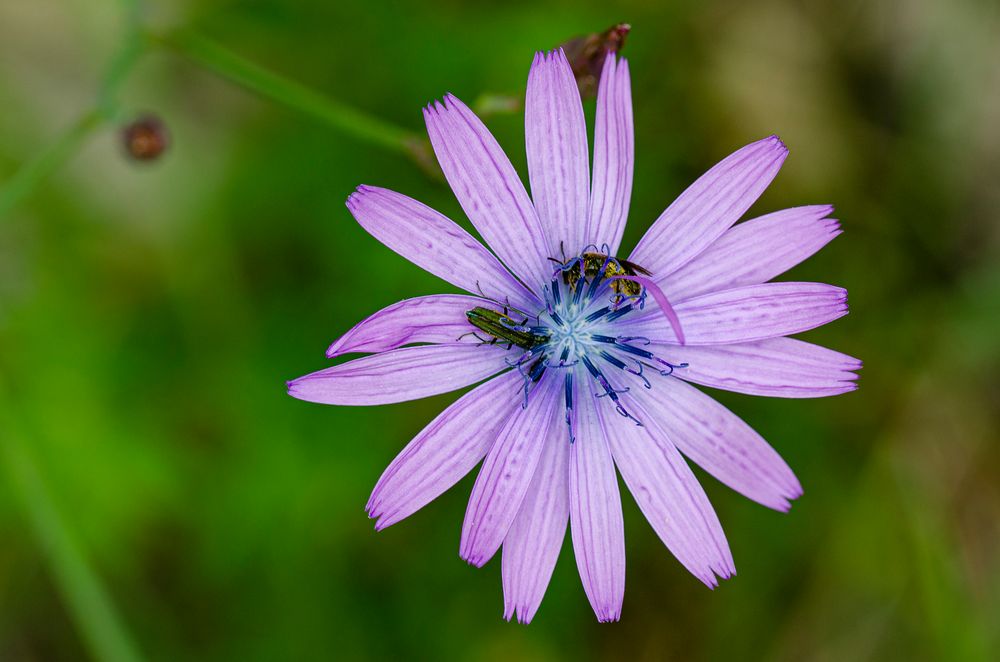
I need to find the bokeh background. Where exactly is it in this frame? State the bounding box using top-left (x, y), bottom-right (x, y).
top-left (1, 1), bottom-right (998, 660)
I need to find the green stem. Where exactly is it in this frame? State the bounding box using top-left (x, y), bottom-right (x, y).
top-left (0, 110), bottom-right (103, 220)
top-left (0, 395), bottom-right (143, 662)
top-left (154, 29), bottom-right (422, 153)
top-left (0, 0), bottom-right (145, 221)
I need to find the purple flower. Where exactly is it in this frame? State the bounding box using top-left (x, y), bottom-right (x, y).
top-left (288, 50), bottom-right (859, 623)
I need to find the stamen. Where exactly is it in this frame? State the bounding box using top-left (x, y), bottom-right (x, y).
top-left (572, 275), bottom-right (587, 306)
top-left (599, 351), bottom-right (628, 371)
top-left (585, 255), bottom-right (613, 300)
top-left (627, 360), bottom-right (653, 389)
top-left (529, 356), bottom-right (547, 381)
top-left (564, 372), bottom-right (576, 444)
top-left (652, 358), bottom-right (689, 376)
top-left (598, 351), bottom-right (653, 389)
top-left (604, 304), bottom-right (633, 323)
top-left (542, 286), bottom-right (554, 316)
top-left (580, 355), bottom-right (642, 426)
top-left (607, 275), bottom-right (686, 345)
top-left (519, 354), bottom-right (548, 409)
top-left (478, 251), bottom-right (686, 432)
top-left (613, 343), bottom-right (655, 360)
top-left (585, 305), bottom-right (612, 323)
top-left (554, 255), bottom-right (582, 280)
top-left (595, 386), bottom-right (630, 397)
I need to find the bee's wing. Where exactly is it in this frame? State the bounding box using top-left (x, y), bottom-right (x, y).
top-left (620, 258), bottom-right (654, 276)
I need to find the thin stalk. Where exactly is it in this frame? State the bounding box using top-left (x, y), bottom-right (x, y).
top-left (154, 29), bottom-right (422, 153)
top-left (0, 110), bottom-right (103, 220)
top-left (0, 393), bottom-right (143, 662)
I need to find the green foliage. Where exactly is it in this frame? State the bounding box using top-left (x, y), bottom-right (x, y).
top-left (1, 1), bottom-right (998, 660)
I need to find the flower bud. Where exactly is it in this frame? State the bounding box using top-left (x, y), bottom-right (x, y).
top-left (122, 115), bottom-right (169, 161)
top-left (560, 23), bottom-right (631, 99)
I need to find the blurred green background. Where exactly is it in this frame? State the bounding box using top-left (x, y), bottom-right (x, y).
top-left (1, 1), bottom-right (998, 660)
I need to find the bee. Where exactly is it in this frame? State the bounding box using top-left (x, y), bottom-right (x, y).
top-left (554, 252), bottom-right (653, 298)
top-left (465, 306), bottom-right (550, 350)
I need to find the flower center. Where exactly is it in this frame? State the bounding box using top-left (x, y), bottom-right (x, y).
top-left (466, 249), bottom-right (687, 442)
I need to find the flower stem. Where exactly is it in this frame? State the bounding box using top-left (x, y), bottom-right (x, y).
top-left (0, 391), bottom-right (144, 662)
top-left (153, 30), bottom-right (430, 157)
top-left (0, 110), bottom-right (104, 220)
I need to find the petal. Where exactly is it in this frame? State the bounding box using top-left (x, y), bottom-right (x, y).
top-left (628, 136), bottom-right (789, 277)
top-left (570, 393), bottom-right (626, 623)
top-left (661, 205), bottom-right (841, 302)
top-left (287, 344), bottom-right (507, 406)
top-left (616, 282), bottom-right (849, 345)
top-left (367, 369), bottom-right (523, 529)
top-left (501, 425), bottom-right (570, 624)
top-left (588, 54), bottom-right (633, 253)
top-left (326, 294), bottom-right (484, 358)
top-left (460, 378), bottom-right (562, 567)
top-left (604, 393), bottom-right (735, 586)
top-left (627, 376), bottom-right (802, 511)
top-left (662, 337), bottom-right (862, 398)
top-left (525, 50), bottom-right (590, 255)
top-left (347, 186), bottom-right (537, 310)
top-left (424, 95), bottom-right (552, 288)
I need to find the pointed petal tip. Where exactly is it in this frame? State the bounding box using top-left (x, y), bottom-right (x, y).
top-left (347, 185), bottom-right (381, 211)
top-left (285, 378), bottom-right (305, 398)
top-left (426, 98), bottom-right (446, 115)
top-left (716, 566), bottom-right (736, 582)
top-left (505, 605), bottom-right (536, 625)
top-left (596, 609), bottom-right (622, 623)
top-left (459, 548), bottom-right (488, 568)
top-left (772, 498), bottom-right (794, 514)
top-left (698, 563), bottom-right (737, 589)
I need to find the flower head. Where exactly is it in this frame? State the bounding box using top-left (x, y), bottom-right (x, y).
top-left (288, 49), bottom-right (859, 623)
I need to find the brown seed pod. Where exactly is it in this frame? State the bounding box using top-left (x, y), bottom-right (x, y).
top-left (122, 115), bottom-right (169, 161)
top-left (560, 23), bottom-right (631, 99)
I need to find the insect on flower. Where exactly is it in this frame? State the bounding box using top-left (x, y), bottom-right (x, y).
top-left (289, 47), bottom-right (860, 624)
top-left (551, 245), bottom-right (652, 300)
top-left (464, 305), bottom-right (549, 351)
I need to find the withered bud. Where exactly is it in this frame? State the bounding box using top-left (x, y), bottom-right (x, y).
top-left (122, 115), bottom-right (169, 162)
top-left (560, 23), bottom-right (631, 99)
